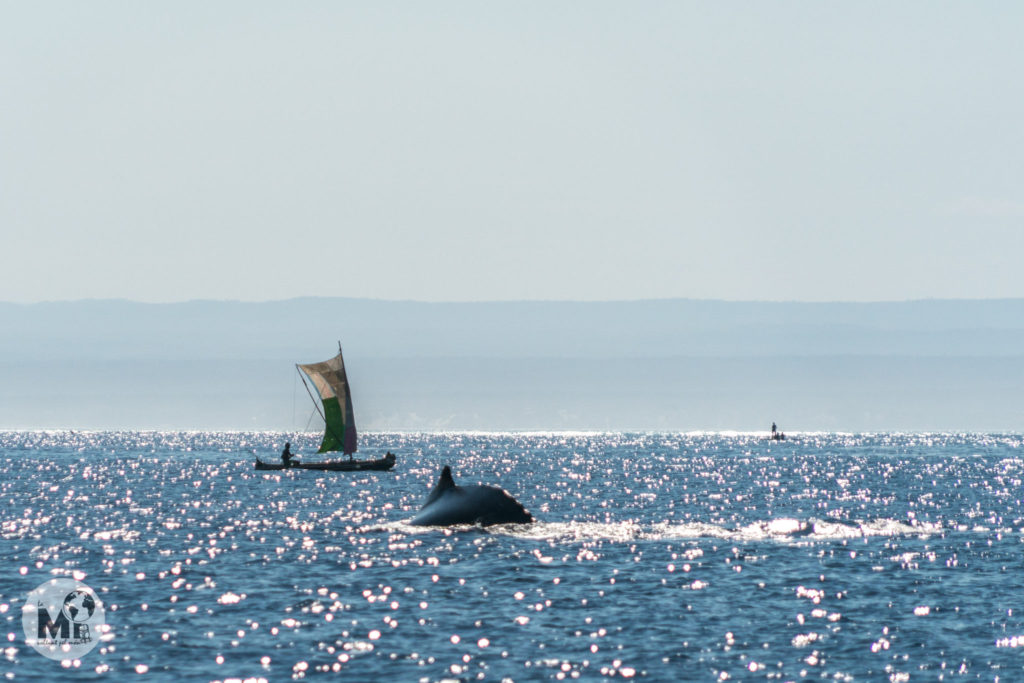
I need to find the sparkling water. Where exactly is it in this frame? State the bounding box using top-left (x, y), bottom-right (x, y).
top-left (2, 431), bottom-right (1024, 680)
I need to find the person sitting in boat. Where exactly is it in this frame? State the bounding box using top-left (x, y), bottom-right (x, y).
top-left (281, 442), bottom-right (295, 467)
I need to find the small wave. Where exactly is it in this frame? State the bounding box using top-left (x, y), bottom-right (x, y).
top-left (370, 516), bottom-right (944, 543)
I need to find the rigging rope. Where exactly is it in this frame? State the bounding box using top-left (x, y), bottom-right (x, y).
top-left (292, 367), bottom-right (298, 431)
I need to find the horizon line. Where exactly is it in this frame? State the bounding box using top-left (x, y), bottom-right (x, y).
top-left (4, 294), bottom-right (1024, 307)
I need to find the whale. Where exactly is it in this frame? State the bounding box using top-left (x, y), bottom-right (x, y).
top-left (410, 466), bottom-right (534, 526)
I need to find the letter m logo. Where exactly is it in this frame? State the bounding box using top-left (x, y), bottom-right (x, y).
top-left (37, 605), bottom-right (70, 639)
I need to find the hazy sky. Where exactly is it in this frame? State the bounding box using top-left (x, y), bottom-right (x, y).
top-left (3, 2), bottom-right (1023, 303)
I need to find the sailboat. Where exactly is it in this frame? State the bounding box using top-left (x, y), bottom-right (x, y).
top-left (254, 345), bottom-right (396, 471)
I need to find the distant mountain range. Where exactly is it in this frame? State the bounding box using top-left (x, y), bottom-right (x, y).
top-left (2, 297), bottom-right (1024, 360)
top-left (1, 298), bottom-right (1022, 432)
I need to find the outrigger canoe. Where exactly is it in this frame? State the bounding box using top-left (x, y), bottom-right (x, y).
top-left (256, 344), bottom-right (397, 474)
top-left (255, 452), bottom-right (396, 472)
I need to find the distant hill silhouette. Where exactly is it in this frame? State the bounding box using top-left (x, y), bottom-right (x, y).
top-left (2, 297), bottom-right (1024, 360)
top-left (1, 298), bottom-right (1022, 431)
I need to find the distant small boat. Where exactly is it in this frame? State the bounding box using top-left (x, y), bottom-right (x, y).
top-left (255, 344), bottom-right (396, 472)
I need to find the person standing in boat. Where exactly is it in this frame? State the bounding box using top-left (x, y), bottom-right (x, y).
top-left (281, 442), bottom-right (295, 467)
top-left (771, 422), bottom-right (777, 437)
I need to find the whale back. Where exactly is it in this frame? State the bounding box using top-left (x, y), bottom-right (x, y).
top-left (411, 466), bottom-right (533, 526)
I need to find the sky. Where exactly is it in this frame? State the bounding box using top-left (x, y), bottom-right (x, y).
top-left (3, 2), bottom-right (1023, 304)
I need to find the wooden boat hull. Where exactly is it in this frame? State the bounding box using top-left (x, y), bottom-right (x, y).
top-left (255, 453), bottom-right (396, 471)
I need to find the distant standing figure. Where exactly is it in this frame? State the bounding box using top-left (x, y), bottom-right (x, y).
top-left (771, 422), bottom-right (777, 436)
top-left (281, 442), bottom-right (294, 467)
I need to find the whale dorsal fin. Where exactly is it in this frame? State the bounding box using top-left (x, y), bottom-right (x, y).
top-left (424, 465), bottom-right (457, 506)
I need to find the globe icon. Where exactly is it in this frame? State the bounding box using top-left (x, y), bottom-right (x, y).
top-left (61, 590), bottom-right (96, 623)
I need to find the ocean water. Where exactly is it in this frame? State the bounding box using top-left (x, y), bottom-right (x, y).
top-left (2, 432), bottom-right (1024, 681)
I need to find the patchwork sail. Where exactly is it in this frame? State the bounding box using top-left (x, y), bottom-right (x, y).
top-left (297, 349), bottom-right (358, 455)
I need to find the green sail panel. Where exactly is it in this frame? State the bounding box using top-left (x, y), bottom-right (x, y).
top-left (297, 351), bottom-right (358, 455)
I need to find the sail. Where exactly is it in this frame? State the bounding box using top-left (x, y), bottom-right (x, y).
top-left (297, 350), bottom-right (358, 455)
